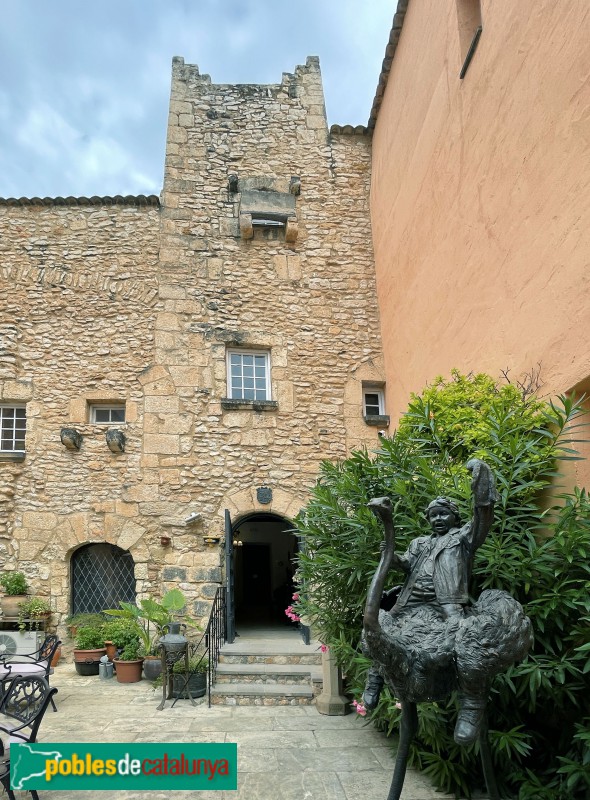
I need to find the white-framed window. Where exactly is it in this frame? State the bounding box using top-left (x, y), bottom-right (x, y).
top-left (227, 350), bottom-right (271, 401)
top-left (0, 406), bottom-right (26, 452)
top-left (363, 389), bottom-right (385, 417)
top-left (90, 405), bottom-right (126, 424)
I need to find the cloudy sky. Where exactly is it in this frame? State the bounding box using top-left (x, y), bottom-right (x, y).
top-left (0, 1), bottom-right (395, 199)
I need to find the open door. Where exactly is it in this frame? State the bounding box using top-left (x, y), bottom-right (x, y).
top-left (224, 509), bottom-right (236, 643)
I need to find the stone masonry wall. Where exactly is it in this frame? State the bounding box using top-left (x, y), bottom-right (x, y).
top-left (0, 200), bottom-right (160, 628)
top-left (0, 57), bottom-right (386, 635)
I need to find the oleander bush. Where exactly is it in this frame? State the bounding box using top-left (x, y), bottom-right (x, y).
top-left (295, 372), bottom-right (590, 799)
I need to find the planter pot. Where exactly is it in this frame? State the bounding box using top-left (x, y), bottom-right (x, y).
top-left (104, 641), bottom-right (117, 662)
top-left (74, 660), bottom-right (100, 676)
top-left (73, 648), bottom-right (107, 663)
top-left (51, 644), bottom-right (62, 667)
top-left (0, 595), bottom-right (27, 618)
top-left (113, 658), bottom-right (144, 683)
top-left (143, 656), bottom-right (163, 681)
top-left (172, 671), bottom-right (207, 699)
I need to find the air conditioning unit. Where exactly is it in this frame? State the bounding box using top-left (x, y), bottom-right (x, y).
top-left (0, 630), bottom-right (43, 658)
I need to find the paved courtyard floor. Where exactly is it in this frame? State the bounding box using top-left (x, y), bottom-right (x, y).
top-left (1, 663), bottom-right (481, 800)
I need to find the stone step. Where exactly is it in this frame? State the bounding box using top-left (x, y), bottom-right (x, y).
top-left (215, 662), bottom-right (321, 685)
top-left (218, 652), bottom-right (321, 666)
top-left (210, 682), bottom-right (315, 706)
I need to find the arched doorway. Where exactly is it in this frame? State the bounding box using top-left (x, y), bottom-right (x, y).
top-left (70, 543), bottom-right (136, 615)
top-left (229, 513), bottom-right (298, 629)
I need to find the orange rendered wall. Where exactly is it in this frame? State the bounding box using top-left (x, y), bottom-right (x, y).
top-left (371, 0), bottom-right (590, 483)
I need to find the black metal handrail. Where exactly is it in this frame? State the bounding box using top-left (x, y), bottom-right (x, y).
top-left (171, 586), bottom-right (225, 709)
top-left (205, 586), bottom-right (226, 707)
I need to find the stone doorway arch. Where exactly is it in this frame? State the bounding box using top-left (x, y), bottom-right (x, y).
top-left (230, 511), bottom-right (298, 629)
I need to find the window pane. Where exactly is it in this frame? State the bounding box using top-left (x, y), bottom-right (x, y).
top-left (243, 366), bottom-right (254, 378)
top-left (365, 393), bottom-right (380, 406)
top-left (254, 355), bottom-right (266, 367)
top-left (365, 405), bottom-right (380, 416)
top-left (256, 388), bottom-right (267, 400)
top-left (15, 408), bottom-right (26, 418)
top-left (15, 418), bottom-right (26, 429)
top-left (242, 355), bottom-right (253, 367)
top-left (244, 378), bottom-right (254, 389)
top-left (94, 409), bottom-right (109, 422)
top-left (230, 354), bottom-right (241, 366)
top-left (111, 409), bottom-right (125, 422)
top-left (255, 379), bottom-right (266, 390)
top-left (243, 388), bottom-right (255, 400)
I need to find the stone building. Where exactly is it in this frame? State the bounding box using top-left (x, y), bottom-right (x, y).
top-left (0, 57), bottom-right (386, 635)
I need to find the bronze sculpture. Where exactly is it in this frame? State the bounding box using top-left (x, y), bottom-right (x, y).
top-left (362, 459), bottom-right (532, 800)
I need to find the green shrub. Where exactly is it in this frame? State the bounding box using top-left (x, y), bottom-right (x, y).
top-left (102, 619), bottom-right (142, 651)
top-left (74, 625), bottom-right (106, 650)
top-left (295, 372), bottom-right (590, 799)
top-left (0, 571), bottom-right (28, 595)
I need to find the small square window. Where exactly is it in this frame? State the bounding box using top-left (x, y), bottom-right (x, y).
top-left (227, 350), bottom-right (271, 401)
top-left (363, 389), bottom-right (385, 417)
top-left (90, 405), bottom-right (126, 424)
top-left (0, 406), bottom-right (26, 452)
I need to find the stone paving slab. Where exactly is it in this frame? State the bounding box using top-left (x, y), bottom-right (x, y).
top-left (0, 664), bottom-right (474, 800)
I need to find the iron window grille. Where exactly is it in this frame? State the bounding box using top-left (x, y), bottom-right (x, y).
top-left (71, 543), bottom-right (136, 615)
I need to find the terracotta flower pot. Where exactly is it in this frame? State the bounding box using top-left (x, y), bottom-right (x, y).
top-left (51, 644), bottom-right (62, 667)
top-left (73, 648), bottom-right (107, 663)
top-left (104, 641), bottom-right (117, 662)
top-left (0, 595), bottom-right (27, 618)
top-left (113, 658), bottom-right (144, 683)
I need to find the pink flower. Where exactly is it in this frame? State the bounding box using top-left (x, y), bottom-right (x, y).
top-left (320, 644), bottom-right (328, 653)
top-left (352, 699), bottom-right (367, 717)
top-left (395, 702), bottom-right (402, 710)
top-left (292, 593), bottom-right (300, 601)
top-left (284, 605), bottom-right (300, 622)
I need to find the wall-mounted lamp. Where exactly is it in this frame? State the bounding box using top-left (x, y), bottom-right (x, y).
top-left (160, 535), bottom-right (172, 547)
top-left (60, 427), bottom-right (82, 450)
top-left (232, 530), bottom-right (243, 548)
top-left (106, 429), bottom-right (126, 453)
top-left (203, 535), bottom-right (221, 547)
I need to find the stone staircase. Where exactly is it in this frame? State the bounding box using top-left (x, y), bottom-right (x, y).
top-left (210, 632), bottom-right (322, 706)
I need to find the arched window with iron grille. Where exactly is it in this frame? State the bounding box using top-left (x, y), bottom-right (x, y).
top-left (71, 543), bottom-right (136, 615)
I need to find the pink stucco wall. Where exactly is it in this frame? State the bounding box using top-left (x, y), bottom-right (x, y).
top-left (371, 0), bottom-right (590, 482)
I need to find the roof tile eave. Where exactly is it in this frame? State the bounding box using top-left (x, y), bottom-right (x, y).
top-left (367, 0), bottom-right (410, 131)
top-left (0, 194), bottom-right (161, 208)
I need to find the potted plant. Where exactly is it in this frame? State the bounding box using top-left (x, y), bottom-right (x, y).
top-left (104, 588), bottom-right (198, 680)
top-left (171, 652), bottom-right (207, 699)
top-left (73, 624), bottom-right (107, 676)
top-left (102, 618), bottom-right (143, 662)
top-left (141, 641), bottom-right (163, 681)
top-left (64, 612), bottom-right (106, 640)
top-left (113, 639), bottom-right (143, 683)
top-left (0, 571), bottom-right (28, 617)
top-left (17, 596), bottom-right (52, 631)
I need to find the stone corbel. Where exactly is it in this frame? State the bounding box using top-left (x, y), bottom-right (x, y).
top-left (239, 213), bottom-right (253, 240)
